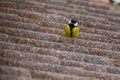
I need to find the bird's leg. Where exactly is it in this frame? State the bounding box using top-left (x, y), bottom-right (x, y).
top-left (74, 38), bottom-right (77, 46)
top-left (73, 38), bottom-right (77, 50)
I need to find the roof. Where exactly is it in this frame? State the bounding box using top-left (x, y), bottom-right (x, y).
top-left (0, 0), bottom-right (120, 80)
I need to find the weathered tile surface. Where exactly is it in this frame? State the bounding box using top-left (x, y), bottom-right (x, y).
top-left (0, 0), bottom-right (120, 80)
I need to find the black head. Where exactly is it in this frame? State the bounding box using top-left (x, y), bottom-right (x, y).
top-left (71, 18), bottom-right (78, 23)
top-left (69, 18), bottom-right (78, 26)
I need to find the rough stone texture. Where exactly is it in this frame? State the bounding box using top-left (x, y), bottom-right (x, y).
top-left (0, 0), bottom-right (120, 80)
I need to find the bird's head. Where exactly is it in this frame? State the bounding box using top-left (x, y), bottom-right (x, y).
top-left (69, 18), bottom-right (78, 26)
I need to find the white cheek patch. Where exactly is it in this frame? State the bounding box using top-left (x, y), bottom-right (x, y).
top-left (74, 23), bottom-right (78, 26)
top-left (69, 20), bottom-right (71, 24)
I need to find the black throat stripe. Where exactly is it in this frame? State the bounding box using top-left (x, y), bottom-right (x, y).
top-left (69, 24), bottom-right (75, 37)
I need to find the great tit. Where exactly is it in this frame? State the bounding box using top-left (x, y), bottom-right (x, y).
top-left (64, 18), bottom-right (79, 38)
top-left (109, 0), bottom-right (120, 5)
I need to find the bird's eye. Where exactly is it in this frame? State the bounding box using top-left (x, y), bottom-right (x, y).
top-left (74, 23), bottom-right (78, 26)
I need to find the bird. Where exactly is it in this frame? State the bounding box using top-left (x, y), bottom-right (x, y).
top-left (64, 18), bottom-right (79, 38)
top-left (109, 0), bottom-right (120, 5)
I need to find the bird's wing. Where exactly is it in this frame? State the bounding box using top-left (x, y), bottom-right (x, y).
top-left (72, 27), bottom-right (79, 38)
top-left (64, 24), bottom-right (71, 37)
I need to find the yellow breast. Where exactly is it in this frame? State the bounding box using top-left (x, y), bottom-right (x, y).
top-left (64, 24), bottom-right (79, 38)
